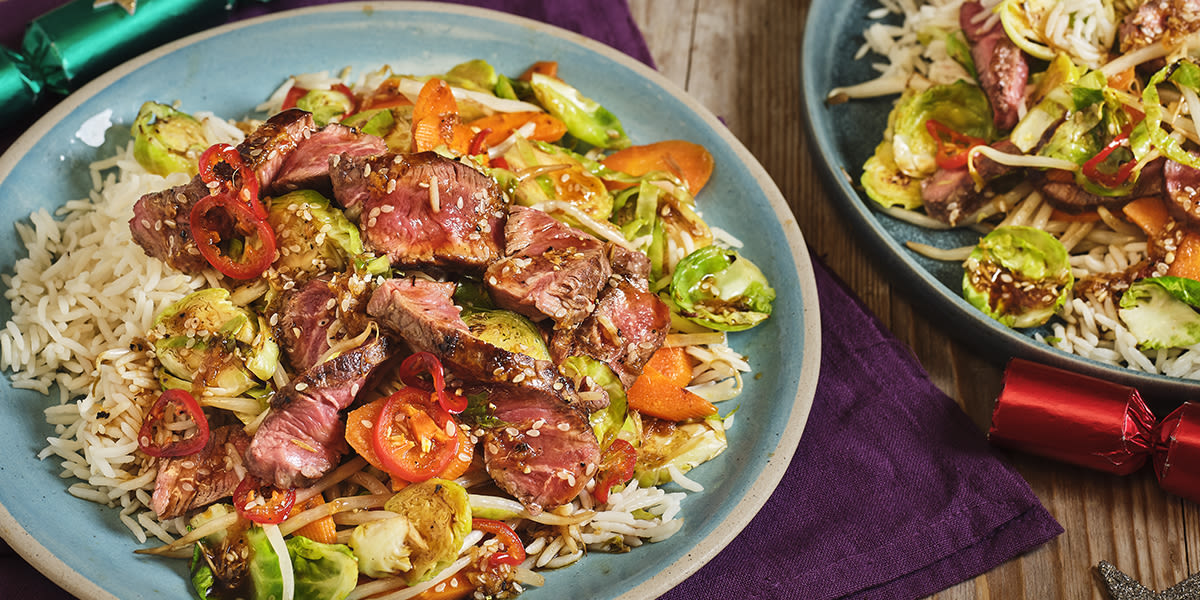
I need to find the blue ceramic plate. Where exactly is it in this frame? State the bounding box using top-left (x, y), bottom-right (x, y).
top-left (801, 0), bottom-right (1200, 406)
top-left (0, 3), bottom-right (820, 599)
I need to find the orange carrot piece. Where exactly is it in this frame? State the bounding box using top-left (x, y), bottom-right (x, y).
top-left (627, 366), bottom-right (716, 422)
top-left (519, 61), bottom-right (559, 81)
top-left (1122, 196), bottom-right (1170, 237)
top-left (345, 397), bottom-right (387, 471)
top-left (601, 140), bottom-right (715, 194)
top-left (1169, 232), bottom-right (1200, 280)
top-left (411, 78), bottom-right (472, 154)
top-left (466, 111), bottom-right (567, 146)
top-left (1049, 208), bottom-right (1101, 223)
top-left (360, 76), bottom-right (415, 110)
top-left (644, 347), bottom-right (694, 388)
top-left (288, 495), bottom-right (337, 545)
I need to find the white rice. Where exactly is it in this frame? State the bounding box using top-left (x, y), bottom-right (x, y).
top-left (1, 124), bottom-right (240, 541)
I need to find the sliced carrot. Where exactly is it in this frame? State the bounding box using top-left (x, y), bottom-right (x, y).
top-left (287, 494), bottom-right (337, 545)
top-left (412, 571), bottom-right (475, 600)
top-left (519, 60), bottom-right (558, 81)
top-left (1108, 67), bottom-right (1136, 93)
top-left (346, 397), bottom-right (473, 482)
top-left (1123, 195), bottom-right (1170, 237)
top-left (360, 76), bottom-right (415, 110)
top-left (601, 140), bottom-right (715, 194)
top-left (643, 346), bottom-right (694, 388)
top-left (1169, 232), bottom-right (1200, 280)
top-left (627, 365), bottom-right (716, 422)
top-left (411, 78), bottom-right (473, 155)
top-left (1049, 208), bottom-right (1101, 223)
top-left (466, 111), bottom-right (568, 146)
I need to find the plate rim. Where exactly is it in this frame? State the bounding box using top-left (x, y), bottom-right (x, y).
top-left (798, 0), bottom-right (1200, 406)
top-left (0, 3), bottom-right (822, 598)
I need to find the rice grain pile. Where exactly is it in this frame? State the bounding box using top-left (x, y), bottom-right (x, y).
top-left (1, 116), bottom-right (240, 542)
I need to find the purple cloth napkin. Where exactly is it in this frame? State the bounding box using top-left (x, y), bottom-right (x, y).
top-left (0, 1), bottom-right (1062, 598)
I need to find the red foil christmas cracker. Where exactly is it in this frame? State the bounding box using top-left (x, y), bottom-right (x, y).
top-left (990, 358), bottom-right (1200, 503)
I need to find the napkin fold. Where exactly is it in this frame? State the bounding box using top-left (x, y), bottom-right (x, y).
top-left (0, 0), bottom-right (1062, 598)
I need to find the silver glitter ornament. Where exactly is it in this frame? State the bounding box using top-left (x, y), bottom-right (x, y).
top-left (1098, 561), bottom-right (1200, 600)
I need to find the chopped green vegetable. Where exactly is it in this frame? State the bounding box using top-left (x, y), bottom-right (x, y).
top-left (560, 355), bottom-right (628, 449)
top-left (890, 80), bottom-right (995, 177)
top-left (296, 88), bottom-right (354, 126)
top-left (152, 288), bottom-right (276, 396)
top-left (131, 101), bottom-right (208, 176)
top-left (671, 245), bottom-right (775, 331)
top-left (247, 527), bottom-right (358, 600)
top-left (465, 309), bottom-right (551, 361)
top-left (1118, 277), bottom-right (1200, 349)
top-left (635, 416), bottom-right (728, 487)
top-left (861, 141), bottom-right (924, 210)
top-left (529, 72), bottom-right (630, 149)
top-left (962, 226), bottom-right (1074, 328)
top-left (267, 190), bottom-right (368, 278)
top-left (352, 479), bottom-right (472, 584)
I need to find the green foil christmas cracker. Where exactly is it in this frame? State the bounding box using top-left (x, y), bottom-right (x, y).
top-left (22, 0), bottom-right (235, 96)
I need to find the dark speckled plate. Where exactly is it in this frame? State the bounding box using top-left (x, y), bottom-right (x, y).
top-left (800, 0), bottom-right (1200, 408)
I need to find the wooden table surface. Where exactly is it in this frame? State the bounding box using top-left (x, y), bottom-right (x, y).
top-left (626, 0), bottom-right (1197, 598)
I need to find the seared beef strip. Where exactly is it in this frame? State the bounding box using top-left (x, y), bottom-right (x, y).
top-left (485, 206), bottom-right (612, 330)
top-left (245, 335), bottom-right (392, 489)
top-left (271, 273), bottom-right (374, 373)
top-left (480, 385), bottom-right (600, 514)
top-left (550, 277), bottom-right (671, 388)
top-left (960, 0), bottom-right (1028, 130)
top-left (1034, 159), bottom-right (1164, 213)
top-left (1119, 0), bottom-right (1200, 53)
top-left (150, 425), bottom-right (251, 519)
top-left (366, 276), bottom-right (601, 513)
top-left (330, 151), bottom-right (507, 267)
top-left (606, 242), bottom-right (652, 289)
top-left (129, 177), bottom-right (212, 273)
top-left (269, 123), bottom-right (386, 196)
top-left (130, 109), bottom-right (317, 273)
top-left (920, 140), bottom-right (1020, 226)
top-left (1164, 158), bottom-right (1200, 225)
top-left (366, 277), bottom-right (592, 408)
top-left (240, 109), bottom-right (318, 192)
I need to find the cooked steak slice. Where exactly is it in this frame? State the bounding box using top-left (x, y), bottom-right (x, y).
top-left (1165, 157), bottom-right (1200, 225)
top-left (1119, 0), bottom-right (1200, 53)
top-left (272, 273), bottom-right (374, 373)
top-left (245, 335), bottom-right (392, 489)
top-left (366, 277), bottom-right (589, 409)
top-left (330, 151), bottom-right (507, 268)
top-left (130, 110), bottom-right (317, 273)
top-left (129, 176), bottom-right (212, 273)
top-left (480, 385), bottom-right (600, 514)
top-left (607, 243), bottom-right (652, 290)
top-left (269, 123), bottom-right (386, 196)
top-left (485, 206), bottom-right (611, 330)
top-left (150, 425), bottom-right (251, 519)
top-left (550, 277), bottom-right (671, 388)
top-left (921, 140), bottom-right (1019, 226)
top-left (240, 108), bottom-right (317, 192)
top-left (273, 278), bottom-right (339, 373)
top-left (960, 0), bottom-right (1028, 130)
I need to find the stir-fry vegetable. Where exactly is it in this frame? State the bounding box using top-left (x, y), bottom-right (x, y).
top-left (671, 245), bottom-right (775, 331)
top-left (131, 101), bottom-right (208, 176)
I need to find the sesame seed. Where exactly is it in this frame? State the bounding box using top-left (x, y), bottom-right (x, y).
top-left (295, 382), bottom-right (308, 391)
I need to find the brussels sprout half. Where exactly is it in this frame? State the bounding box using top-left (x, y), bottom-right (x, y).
top-left (267, 190), bottom-right (369, 278)
top-left (1118, 277), bottom-right (1200, 349)
top-left (351, 479), bottom-right (472, 583)
top-left (131, 101), bottom-right (208, 176)
top-left (890, 80), bottom-right (995, 178)
top-left (670, 245), bottom-right (775, 332)
top-left (962, 225), bottom-right (1074, 328)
